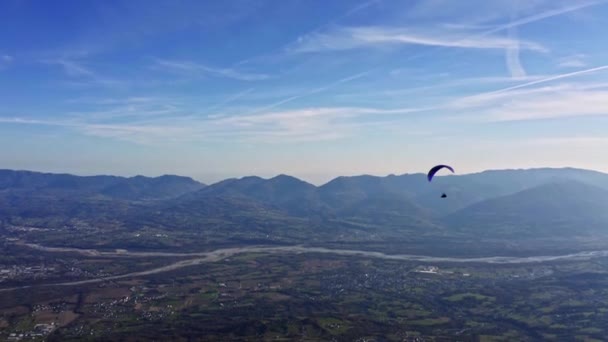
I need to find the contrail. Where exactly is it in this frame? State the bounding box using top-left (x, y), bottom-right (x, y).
top-left (228, 0), bottom-right (380, 115)
top-left (247, 70), bottom-right (373, 115)
top-left (484, 0), bottom-right (606, 37)
top-left (205, 87), bottom-right (255, 114)
top-left (482, 65), bottom-right (608, 96)
top-left (400, 0), bottom-right (604, 64)
top-left (234, 0), bottom-right (380, 67)
top-left (257, 1), bottom-right (605, 113)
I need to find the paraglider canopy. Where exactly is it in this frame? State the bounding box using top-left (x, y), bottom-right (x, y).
top-left (427, 164), bottom-right (454, 182)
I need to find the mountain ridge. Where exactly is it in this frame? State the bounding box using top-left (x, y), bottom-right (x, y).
top-left (3, 167), bottom-right (608, 217)
top-left (0, 169), bottom-right (205, 201)
top-left (445, 179), bottom-right (608, 237)
top-left (3, 167), bottom-right (608, 252)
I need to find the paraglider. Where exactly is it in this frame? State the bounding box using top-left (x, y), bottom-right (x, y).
top-left (427, 165), bottom-right (454, 198)
top-left (427, 164), bottom-right (454, 181)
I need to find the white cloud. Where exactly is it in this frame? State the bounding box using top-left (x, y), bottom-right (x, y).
top-left (558, 54), bottom-right (587, 68)
top-left (153, 59), bottom-right (269, 81)
top-left (288, 26), bottom-right (547, 53)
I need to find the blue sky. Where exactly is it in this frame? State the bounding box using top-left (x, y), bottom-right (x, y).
top-left (2, 0), bottom-right (608, 184)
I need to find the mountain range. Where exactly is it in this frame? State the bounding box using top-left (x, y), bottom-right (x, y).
top-left (2, 167), bottom-right (608, 245)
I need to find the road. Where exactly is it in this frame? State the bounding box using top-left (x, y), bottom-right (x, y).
top-left (2, 243), bottom-right (608, 292)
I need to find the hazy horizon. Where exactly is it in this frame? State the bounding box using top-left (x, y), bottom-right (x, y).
top-left (3, 164), bottom-right (607, 186)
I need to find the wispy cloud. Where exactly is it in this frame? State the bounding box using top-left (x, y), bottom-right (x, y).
top-left (203, 105), bottom-right (429, 143)
top-left (487, 89), bottom-right (608, 121)
top-left (66, 97), bottom-right (157, 105)
top-left (217, 106), bottom-right (426, 126)
top-left (558, 54), bottom-right (588, 68)
top-left (0, 55), bottom-right (13, 70)
top-left (234, 0), bottom-right (381, 68)
top-left (505, 32), bottom-right (526, 77)
top-left (47, 59), bottom-right (95, 77)
top-left (288, 26), bottom-right (547, 53)
top-left (56, 63), bottom-right (602, 144)
top-left (0, 101), bottom-right (431, 145)
top-left (153, 59), bottom-right (269, 81)
top-left (214, 107), bottom-right (357, 142)
top-left (505, 6), bottom-right (527, 78)
top-left (407, 0), bottom-right (602, 23)
top-left (331, 74), bottom-right (547, 102)
top-left (0, 117), bottom-right (77, 127)
top-left (42, 58), bottom-right (131, 88)
top-left (0, 116), bottom-right (194, 145)
top-left (204, 88), bottom-right (255, 115)
top-left (414, 65), bottom-right (608, 122)
top-left (69, 104), bottom-right (181, 122)
top-left (317, 0), bottom-right (600, 79)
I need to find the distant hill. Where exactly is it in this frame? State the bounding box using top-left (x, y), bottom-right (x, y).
top-left (100, 175), bottom-right (205, 200)
top-left (0, 170), bottom-right (205, 200)
top-left (0, 169), bottom-right (120, 192)
top-left (190, 174), bottom-right (326, 215)
top-left (455, 167), bottom-right (608, 198)
top-left (318, 168), bottom-right (608, 216)
top-left (318, 175), bottom-right (410, 208)
top-left (445, 180), bottom-right (608, 237)
top-left (192, 173), bottom-right (433, 221)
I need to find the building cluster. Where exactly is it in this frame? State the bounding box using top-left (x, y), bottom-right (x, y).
top-left (506, 267), bottom-right (553, 280)
top-left (0, 265), bottom-right (56, 282)
top-left (415, 266), bottom-right (440, 274)
top-left (0, 262), bottom-right (111, 283)
top-left (6, 323), bottom-right (55, 341)
top-left (33, 302), bottom-right (68, 313)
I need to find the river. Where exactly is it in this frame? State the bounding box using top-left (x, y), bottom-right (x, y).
top-left (2, 243), bottom-right (608, 292)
